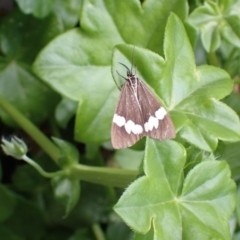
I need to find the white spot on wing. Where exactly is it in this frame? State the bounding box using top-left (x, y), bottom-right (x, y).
top-left (144, 122), bottom-right (149, 132)
top-left (147, 116), bottom-right (159, 131)
top-left (125, 120), bottom-right (134, 134)
top-left (155, 107), bottom-right (167, 120)
top-left (132, 124), bottom-right (143, 134)
top-left (113, 114), bottom-right (126, 127)
top-left (125, 120), bottom-right (143, 134)
top-left (144, 113), bottom-right (163, 132)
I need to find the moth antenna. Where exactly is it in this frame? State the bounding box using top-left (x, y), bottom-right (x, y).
top-left (135, 66), bottom-right (138, 75)
top-left (131, 46), bottom-right (135, 74)
top-left (116, 70), bottom-right (128, 81)
top-left (112, 46), bottom-right (176, 149)
top-left (118, 62), bottom-right (131, 72)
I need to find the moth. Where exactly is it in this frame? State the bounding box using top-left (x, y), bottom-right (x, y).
top-left (111, 61), bottom-right (175, 149)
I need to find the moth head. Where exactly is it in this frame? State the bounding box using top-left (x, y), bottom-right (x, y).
top-left (126, 71), bottom-right (134, 77)
top-left (118, 62), bottom-right (135, 80)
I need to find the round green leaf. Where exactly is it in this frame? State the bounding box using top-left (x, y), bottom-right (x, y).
top-left (15, 0), bottom-right (55, 18)
top-left (53, 0), bottom-right (82, 29)
top-left (55, 98), bottom-right (78, 128)
top-left (0, 185), bottom-right (17, 222)
top-left (0, 225), bottom-right (24, 240)
top-left (52, 137), bottom-right (79, 168)
top-left (188, 0), bottom-right (240, 52)
top-left (0, 10), bottom-right (61, 126)
top-left (114, 139), bottom-right (236, 240)
top-left (164, 13), bottom-right (240, 151)
top-left (52, 176), bottom-right (80, 216)
top-left (33, 0), bottom-right (188, 143)
top-left (112, 14), bottom-right (240, 151)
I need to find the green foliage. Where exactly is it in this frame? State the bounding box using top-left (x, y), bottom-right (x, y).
top-left (112, 16), bottom-right (240, 151)
top-left (0, 0), bottom-right (240, 239)
top-left (32, 0), bottom-right (187, 143)
top-left (115, 139), bottom-right (236, 239)
top-left (0, 9), bottom-right (61, 126)
top-left (188, 0), bottom-right (240, 52)
top-left (51, 175), bottom-right (80, 217)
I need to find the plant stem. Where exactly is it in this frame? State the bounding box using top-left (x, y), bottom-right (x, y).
top-left (22, 155), bottom-right (64, 178)
top-left (0, 95), bottom-right (60, 162)
top-left (208, 51), bottom-right (218, 66)
top-left (71, 164), bottom-right (138, 188)
top-left (92, 224), bottom-right (106, 240)
top-left (0, 96), bottom-right (138, 188)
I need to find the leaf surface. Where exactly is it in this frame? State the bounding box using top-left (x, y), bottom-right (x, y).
top-left (33, 0), bottom-right (188, 142)
top-left (114, 139), bottom-right (236, 240)
top-left (112, 14), bottom-right (240, 151)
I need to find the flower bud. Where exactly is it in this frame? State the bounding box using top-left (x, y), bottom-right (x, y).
top-left (1, 136), bottom-right (28, 159)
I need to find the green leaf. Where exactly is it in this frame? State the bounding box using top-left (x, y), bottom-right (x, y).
top-left (0, 10), bottom-right (61, 126)
top-left (134, 229), bottom-right (154, 240)
top-left (202, 21), bottom-right (221, 52)
top-left (236, 187), bottom-right (240, 229)
top-left (184, 145), bottom-right (205, 173)
top-left (166, 14), bottom-right (240, 150)
top-left (114, 139), bottom-right (236, 240)
top-left (53, 0), bottom-right (82, 30)
top-left (66, 181), bottom-right (116, 225)
top-left (52, 137), bottom-right (79, 168)
top-left (15, 0), bottom-right (56, 18)
top-left (11, 163), bottom-right (46, 193)
top-left (52, 175), bottom-right (80, 216)
top-left (220, 142), bottom-right (240, 181)
top-left (0, 185), bottom-right (17, 222)
top-left (55, 98), bottom-right (78, 128)
top-left (85, 143), bottom-right (103, 161)
top-left (33, 0), bottom-right (188, 143)
top-left (223, 45), bottom-right (240, 78)
top-left (0, 9), bottom-right (63, 63)
top-left (188, 0), bottom-right (240, 52)
top-left (41, 228), bottom-right (73, 240)
top-left (224, 92), bottom-right (240, 116)
top-left (233, 232), bottom-right (240, 240)
top-left (0, 159), bottom-right (2, 181)
top-left (0, 60), bottom-right (60, 126)
top-left (114, 148), bottom-right (144, 170)
top-left (106, 214), bottom-right (133, 240)
top-left (68, 229), bottom-right (93, 240)
top-left (0, 225), bottom-right (24, 240)
top-left (112, 14), bottom-right (240, 151)
top-left (184, 22), bottom-right (198, 48)
top-left (3, 196), bottom-right (45, 240)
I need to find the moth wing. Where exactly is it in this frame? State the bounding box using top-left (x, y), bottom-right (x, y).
top-left (138, 81), bottom-right (176, 139)
top-left (111, 82), bottom-right (144, 149)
